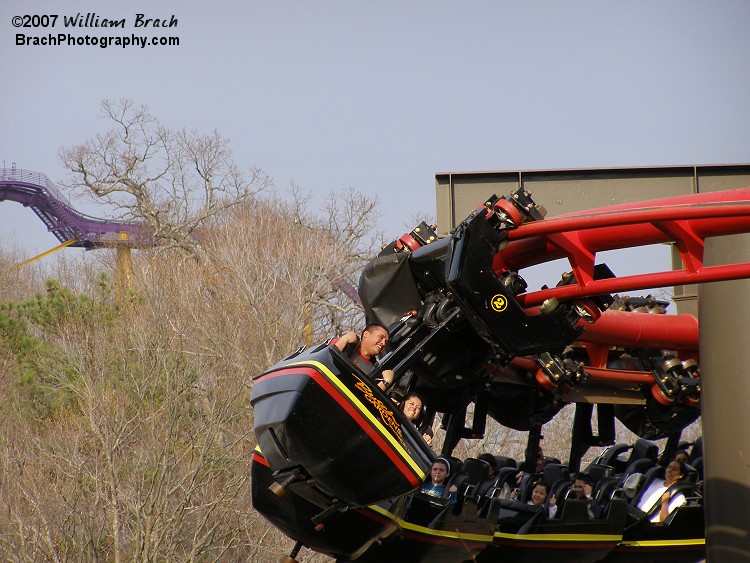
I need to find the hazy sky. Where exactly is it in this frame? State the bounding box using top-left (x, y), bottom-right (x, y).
top-left (2, 1), bottom-right (750, 291)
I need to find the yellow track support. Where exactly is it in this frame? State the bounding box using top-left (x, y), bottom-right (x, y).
top-left (12, 239), bottom-right (77, 269)
top-left (114, 247), bottom-right (135, 303)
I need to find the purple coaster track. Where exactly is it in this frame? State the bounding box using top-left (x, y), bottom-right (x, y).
top-left (0, 167), bottom-right (155, 248)
top-left (1, 167), bottom-right (362, 302)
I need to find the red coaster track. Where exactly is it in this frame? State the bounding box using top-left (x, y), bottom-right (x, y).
top-left (487, 187), bottom-right (750, 402)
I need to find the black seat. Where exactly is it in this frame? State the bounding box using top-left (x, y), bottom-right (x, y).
top-left (442, 455), bottom-right (463, 477)
top-left (479, 467), bottom-right (517, 498)
top-left (494, 455), bottom-right (516, 469)
top-left (495, 499), bottom-right (545, 533)
top-left (690, 457), bottom-right (703, 480)
top-left (460, 457), bottom-right (491, 486)
top-left (630, 465), bottom-right (665, 509)
top-left (542, 463), bottom-right (570, 487)
top-left (626, 438), bottom-right (659, 467)
top-left (404, 492), bottom-right (451, 527)
top-left (477, 465), bottom-right (514, 497)
top-left (587, 464), bottom-right (622, 507)
top-left (556, 498), bottom-right (592, 522)
top-left (452, 457), bottom-right (490, 499)
top-left (596, 443), bottom-right (631, 473)
top-left (682, 463), bottom-right (699, 483)
top-left (585, 463), bottom-right (614, 484)
top-left (623, 457), bottom-right (656, 476)
top-left (593, 475), bottom-right (621, 503)
top-left (550, 477), bottom-right (575, 504)
top-left (677, 439), bottom-right (692, 451)
top-left (690, 437), bottom-right (703, 465)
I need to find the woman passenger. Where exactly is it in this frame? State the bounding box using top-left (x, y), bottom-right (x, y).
top-left (636, 459), bottom-right (688, 523)
top-left (401, 392), bottom-right (433, 445)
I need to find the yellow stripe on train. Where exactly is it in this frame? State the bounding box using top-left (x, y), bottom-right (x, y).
top-left (291, 360), bottom-right (427, 480)
top-left (493, 531), bottom-right (623, 542)
top-left (618, 538), bottom-right (705, 547)
top-left (366, 505), bottom-right (494, 542)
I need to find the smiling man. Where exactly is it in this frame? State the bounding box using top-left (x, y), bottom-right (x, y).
top-left (333, 323), bottom-right (394, 390)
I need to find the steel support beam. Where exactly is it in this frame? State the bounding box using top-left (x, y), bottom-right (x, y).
top-left (700, 233), bottom-right (750, 561)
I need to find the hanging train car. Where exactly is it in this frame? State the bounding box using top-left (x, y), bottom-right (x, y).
top-left (251, 186), bottom-right (750, 562)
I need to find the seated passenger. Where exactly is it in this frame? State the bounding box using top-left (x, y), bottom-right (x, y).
top-left (332, 323), bottom-right (395, 391)
top-left (421, 459), bottom-right (457, 503)
top-left (568, 472), bottom-right (602, 518)
top-left (401, 392), bottom-right (423, 422)
top-left (477, 453), bottom-right (511, 498)
top-left (400, 392), bottom-right (433, 445)
top-left (636, 459), bottom-right (688, 523)
top-left (515, 447), bottom-right (547, 487)
top-left (478, 453), bottom-right (499, 477)
top-left (673, 449), bottom-right (690, 464)
top-left (511, 480), bottom-right (557, 518)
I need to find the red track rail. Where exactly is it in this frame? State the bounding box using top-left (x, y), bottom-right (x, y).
top-left (489, 189), bottom-right (750, 390)
top-left (491, 188), bottom-right (750, 307)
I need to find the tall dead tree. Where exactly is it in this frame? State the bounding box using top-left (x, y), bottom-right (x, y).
top-left (59, 98), bottom-right (271, 263)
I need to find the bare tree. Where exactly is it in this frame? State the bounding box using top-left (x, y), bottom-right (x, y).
top-left (289, 184), bottom-right (382, 336)
top-left (196, 188), bottom-right (379, 369)
top-left (2, 96), bottom-right (418, 561)
top-left (59, 99), bottom-right (271, 262)
top-left (0, 244), bottom-right (44, 302)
